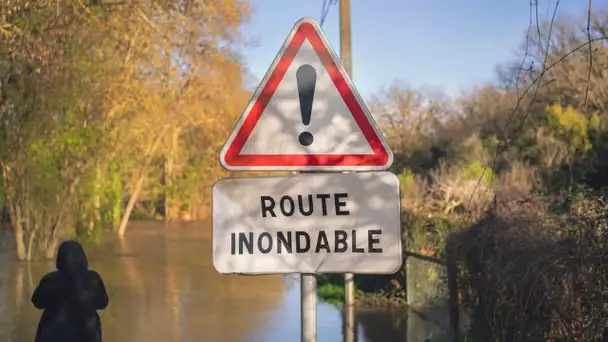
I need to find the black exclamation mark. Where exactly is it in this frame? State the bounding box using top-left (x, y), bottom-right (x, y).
top-left (296, 64), bottom-right (317, 147)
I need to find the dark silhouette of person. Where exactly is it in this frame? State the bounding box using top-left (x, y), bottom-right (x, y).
top-left (32, 240), bottom-right (109, 342)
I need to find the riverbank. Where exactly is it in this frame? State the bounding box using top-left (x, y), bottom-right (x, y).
top-left (316, 274), bottom-right (408, 308)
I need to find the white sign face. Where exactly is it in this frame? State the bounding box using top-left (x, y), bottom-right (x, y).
top-left (212, 172), bottom-right (402, 275)
top-left (219, 18), bottom-right (393, 172)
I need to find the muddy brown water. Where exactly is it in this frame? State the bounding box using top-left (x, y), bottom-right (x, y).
top-left (0, 221), bottom-right (446, 342)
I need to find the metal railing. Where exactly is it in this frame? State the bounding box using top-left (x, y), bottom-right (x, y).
top-left (403, 248), bottom-right (460, 342)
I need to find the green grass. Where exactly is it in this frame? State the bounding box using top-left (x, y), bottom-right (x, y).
top-left (315, 274), bottom-right (368, 305)
top-left (317, 283), bottom-right (345, 305)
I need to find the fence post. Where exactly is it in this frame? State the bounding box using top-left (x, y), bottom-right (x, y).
top-left (403, 254), bottom-right (409, 306)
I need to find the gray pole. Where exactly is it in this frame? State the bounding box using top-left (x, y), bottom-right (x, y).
top-left (301, 274), bottom-right (317, 342)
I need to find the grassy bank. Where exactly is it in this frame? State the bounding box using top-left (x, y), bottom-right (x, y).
top-left (316, 273), bottom-right (408, 308)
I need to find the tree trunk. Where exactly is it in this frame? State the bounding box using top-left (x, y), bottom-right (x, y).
top-left (13, 222), bottom-right (26, 261)
top-left (108, 161), bottom-right (122, 231)
top-left (163, 128), bottom-right (178, 225)
top-left (117, 126), bottom-right (168, 237)
top-left (117, 171), bottom-right (146, 237)
top-left (8, 204), bottom-right (26, 261)
top-left (44, 237), bottom-right (59, 260)
top-left (26, 222), bottom-right (37, 261)
top-left (2, 163), bottom-right (26, 260)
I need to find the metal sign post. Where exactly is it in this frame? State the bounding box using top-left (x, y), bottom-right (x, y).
top-left (301, 274), bottom-right (317, 342)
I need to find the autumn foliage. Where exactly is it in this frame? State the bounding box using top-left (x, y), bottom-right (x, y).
top-left (1, 0), bottom-right (251, 259)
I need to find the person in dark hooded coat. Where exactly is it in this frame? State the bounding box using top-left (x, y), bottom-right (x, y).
top-left (32, 240), bottom-right (109, 342)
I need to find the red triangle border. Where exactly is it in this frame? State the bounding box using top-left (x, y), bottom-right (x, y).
top-left (221, 19), bottom-right (392, 170)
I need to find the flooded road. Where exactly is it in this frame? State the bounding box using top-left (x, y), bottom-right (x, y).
top-left (0, 221), bottom-right (442, 342)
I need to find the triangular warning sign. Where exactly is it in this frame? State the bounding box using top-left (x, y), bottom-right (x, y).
top-left (219, 18), bottom-right (393, 171)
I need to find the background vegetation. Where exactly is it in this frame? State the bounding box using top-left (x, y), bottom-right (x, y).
top-left (319, 5), bottom-right (608, 341)
top-left (1, 1), bottom-right (607, 340)
top-left (1, 0), bottom-right (251, 259)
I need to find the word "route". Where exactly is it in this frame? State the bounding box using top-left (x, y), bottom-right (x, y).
top-left (260, 193), bottom-right (350, 217)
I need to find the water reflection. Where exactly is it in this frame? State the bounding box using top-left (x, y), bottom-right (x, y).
top-left (357, 309), bottom-right (408, 341)
top-left (356, 308), bottom-right (452, 342)
top-left (0, 222), bottom-right (287, 342)
top-left (0, 220), bottom-right (434, 342)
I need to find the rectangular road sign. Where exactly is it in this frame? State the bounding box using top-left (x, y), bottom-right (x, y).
top-left (212, 171), bottom-right (402, 274)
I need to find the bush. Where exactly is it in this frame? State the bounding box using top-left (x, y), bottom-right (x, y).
top-left (404, 211), bottom-right (461, 255)
top-left (452, 197), bottom-right (608, 341)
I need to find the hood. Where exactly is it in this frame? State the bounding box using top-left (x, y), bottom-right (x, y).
top-left (56, 240), bottom-right (89, 274)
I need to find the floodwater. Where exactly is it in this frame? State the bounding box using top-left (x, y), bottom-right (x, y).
top-left (0, 221), bottom-right (448, 342)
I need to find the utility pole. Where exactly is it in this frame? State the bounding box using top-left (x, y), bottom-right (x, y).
top-left (339, 2), bottom-right (356, 341)
top-left (339, 0), bottom-right (353, 306)
top-left (340, 0), bottom-right (352, 78)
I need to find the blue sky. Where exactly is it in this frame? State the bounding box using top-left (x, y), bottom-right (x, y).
top-left (239, 0), bottom-right (602, 100)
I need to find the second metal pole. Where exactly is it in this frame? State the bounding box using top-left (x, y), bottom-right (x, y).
top-left (301, 273), bottom-right (317, 342)
top-left (343, 301), bottom-right (356, 342)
